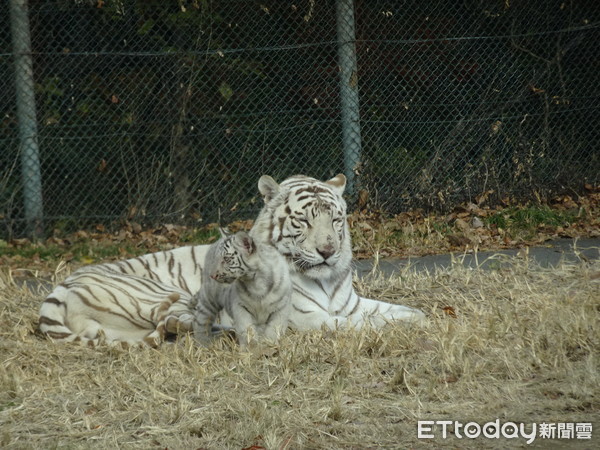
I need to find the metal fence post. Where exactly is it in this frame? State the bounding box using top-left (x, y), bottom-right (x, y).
top-left (10, 0), bottom-right (44, 238)
top-left (336, 0), bottom-right (361, 196)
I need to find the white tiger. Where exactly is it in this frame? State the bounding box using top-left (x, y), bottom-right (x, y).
top-left (38, 174), bottom-right (425, 346)
top-left (190, 230), bottom-right (291, 348)
top-left (247, 174), bottom-right (425, 330)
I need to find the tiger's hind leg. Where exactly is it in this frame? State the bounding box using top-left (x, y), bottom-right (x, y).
top-left (142, 293), bottom-right (181, 348)
top-left (164, 311), bottom-right (194, 335)
top-left (43, 320), bottom-right (104, 348)
top-left (39, 295), bottom-right (104, 347)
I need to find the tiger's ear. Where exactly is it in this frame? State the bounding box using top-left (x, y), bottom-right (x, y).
top-left (218, 227), bottom-right (230, 239)
top-left (258, 175), bottom-right (280, 203)
top-left (235, 231), bottom-right (256, 255)
top-left (325, 174), bottom-right (346, 196)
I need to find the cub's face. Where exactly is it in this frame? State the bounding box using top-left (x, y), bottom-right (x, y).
top-left (256, 174), bottom-right (351, 280)
top-left (211, 232), bottom-right (256, 283)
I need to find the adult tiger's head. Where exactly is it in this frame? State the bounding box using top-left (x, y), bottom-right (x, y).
top-left (251, 174), bottom-right (351, 281)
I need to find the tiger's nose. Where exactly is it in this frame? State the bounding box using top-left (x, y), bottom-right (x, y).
top-left (317, 245), bottom-right (334, 260)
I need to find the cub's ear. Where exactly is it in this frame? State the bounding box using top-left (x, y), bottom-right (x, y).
top-left (235, 231), bottom-right (256, 255)
top-left (218, 227), bottom-right (230, 239)
top-left (258, 175), bottom-right (280, 203)
top-left (325, 173), bottom-right (346, 196)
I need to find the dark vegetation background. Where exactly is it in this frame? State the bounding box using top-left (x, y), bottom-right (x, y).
top-left (1, 0), bottom-right (599, 238)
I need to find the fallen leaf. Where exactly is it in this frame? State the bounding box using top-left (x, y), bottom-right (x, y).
top-left (442, 375), bottom-right (459, 383)
top-left (130, 222), bottom-right (142, 234)
top-left (529, 84), bottom-right (545, 94)
top-left (454, 218), bottom-right (470, 232)
top-left (357, 189), bottom-right (369, 210)
top-left (96, 159), bottom-right (108, 173)
top-left (358, 221), bottom-right (373, 231)
top-left (442, 306), bottom-right (457, 318)
top-left (415, 338), bottom-right (437, 351)
top-left (10, 238), bottom-right (30, 247)
top-left (447, 233), bottom-right (471, 247)
top-left (476, 190), bottom-right (494, 205)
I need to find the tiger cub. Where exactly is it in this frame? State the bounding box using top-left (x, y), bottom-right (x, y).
top-left (190, 230), bottom-right (291, 348)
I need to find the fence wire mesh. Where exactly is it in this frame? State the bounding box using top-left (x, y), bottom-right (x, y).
top-left (2, 0), bottom-right (599, 238)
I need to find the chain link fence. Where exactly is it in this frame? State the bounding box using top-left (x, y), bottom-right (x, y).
top-left (2, 0), bottom-right (599, 238)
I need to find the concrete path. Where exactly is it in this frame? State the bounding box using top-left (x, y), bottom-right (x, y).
top-left (352, 238), bottom-right (600, 278)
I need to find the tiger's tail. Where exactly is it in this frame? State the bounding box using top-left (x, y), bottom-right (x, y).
top-left (38, 290), bottom-right (93, 344)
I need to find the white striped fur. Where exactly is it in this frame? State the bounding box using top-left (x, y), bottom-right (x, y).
top-left (248, 174), bottom-right (426, 330)
top-left (39, 174), bottom-right (424, 346)
top-left (190, 231), bottom-right (291, 348)
top-left (38, 246), bottom-right (202, 347)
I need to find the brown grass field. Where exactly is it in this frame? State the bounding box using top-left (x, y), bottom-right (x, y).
top-left (1, 253), bottom-right (598, 449)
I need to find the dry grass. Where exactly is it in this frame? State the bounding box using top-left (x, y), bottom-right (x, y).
top-left (1, 256), bottom-right (599, 449)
